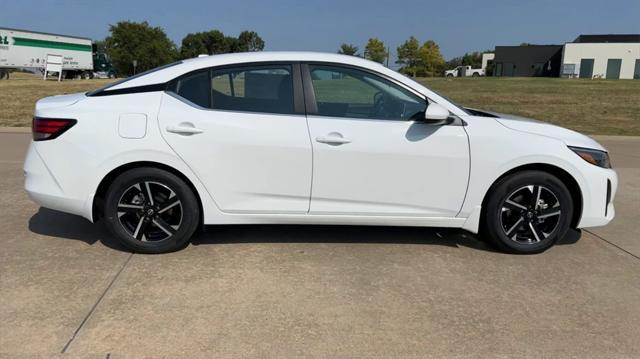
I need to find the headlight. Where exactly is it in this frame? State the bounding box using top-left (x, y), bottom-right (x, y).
top-left (568, 146), bottom-right (611, 168)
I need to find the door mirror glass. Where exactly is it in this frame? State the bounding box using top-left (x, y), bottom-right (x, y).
top-left (423, 103), bottom-right (450, 123)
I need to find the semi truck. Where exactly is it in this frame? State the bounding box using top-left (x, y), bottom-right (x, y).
top-left (0, 27), bottom-right (115, 80)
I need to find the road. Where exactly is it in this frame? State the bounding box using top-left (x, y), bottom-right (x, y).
top-left (1, 132), bottom-right (639, 358)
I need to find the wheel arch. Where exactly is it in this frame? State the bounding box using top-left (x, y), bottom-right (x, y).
top-left (92, 161), bottom-right (204, 227)
top-left (480, 163), bottom-right (583, 228)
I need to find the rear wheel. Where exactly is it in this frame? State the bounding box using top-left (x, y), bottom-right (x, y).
top-left (104, 168), bottom-right (200, 253)
top-left (483, 171), bottom-right (573, 254)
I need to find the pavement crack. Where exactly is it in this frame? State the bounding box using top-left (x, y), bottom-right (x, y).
top-left (585, 229), bottom-right (640, 262)
top-left (61, 252), bottom-right (134, 353)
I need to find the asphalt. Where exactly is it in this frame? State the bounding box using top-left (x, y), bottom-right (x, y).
top-left (1, 132), bottom-right (639, 358)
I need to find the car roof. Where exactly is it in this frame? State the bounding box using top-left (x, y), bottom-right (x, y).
top-left (108, 51), bottom-right (387, 90)
top-left (103, 51), bottom-right (467, 116)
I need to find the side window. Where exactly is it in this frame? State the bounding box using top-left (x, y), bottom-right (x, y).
top-left (173, 70), bottom-right (210, 108)
top-left (308, 65), bottom-right (425, 120)
top-left (210, 65), bottom-right (294, 115)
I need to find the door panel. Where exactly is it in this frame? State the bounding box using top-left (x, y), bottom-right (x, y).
top-left (606, 59), bottom-right (622, 79)
top-left (302, 64), bottom-right (469, 217)
top-left (579, 59), bottom-right (594, 79)
top-left (307, 117), bottom-right (469, 216)
top-left (159, 64), bottom-right (312, 214)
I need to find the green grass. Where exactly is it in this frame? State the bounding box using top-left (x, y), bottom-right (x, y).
top-left (418, 77), bottom-right (640, 136)
top-left (1, 72), bottom-right (639, 135)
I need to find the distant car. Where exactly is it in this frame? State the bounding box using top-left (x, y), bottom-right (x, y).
top-left (25, 52), bottom-right (617, 254)
top-left (445, 65), bottom-right (484, 77)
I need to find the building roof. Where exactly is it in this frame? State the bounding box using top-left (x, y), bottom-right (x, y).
top-left (573, 34), bottom-right (640, 43)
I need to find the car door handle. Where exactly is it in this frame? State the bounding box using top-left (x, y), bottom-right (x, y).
top-left (166, 124), bottom-right (204, 135)
top-left (315, 134), bottom-right (351, 145)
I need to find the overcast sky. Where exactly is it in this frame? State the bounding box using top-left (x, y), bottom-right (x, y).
top-left (2, 0), bottom-right (639, 66)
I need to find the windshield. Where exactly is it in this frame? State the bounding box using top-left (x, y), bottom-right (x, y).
top-left (86, 61), bottom-right (182, 95)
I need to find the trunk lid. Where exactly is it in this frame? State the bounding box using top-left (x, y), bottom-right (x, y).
top-left (35, 92), bottom-right (86, 111)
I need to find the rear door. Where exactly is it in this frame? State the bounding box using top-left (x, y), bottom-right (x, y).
top-left (158, 63), bottom-right (313, 214)
top-left (302, 64), bottom-right (469, 217)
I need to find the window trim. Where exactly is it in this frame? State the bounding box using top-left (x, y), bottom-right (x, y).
top-left (301, 62), bottom-right (428, 121)
top-left (166, 61), bottom-right (305, 116)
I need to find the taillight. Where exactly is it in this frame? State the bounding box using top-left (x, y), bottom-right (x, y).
top-left (32, 117), bottom-right (77, 141)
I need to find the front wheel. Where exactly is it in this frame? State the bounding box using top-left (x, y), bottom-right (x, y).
top-left (104, 168), bottom-right (200, 253)
top-left (482, 171), bottom-right (573, 254)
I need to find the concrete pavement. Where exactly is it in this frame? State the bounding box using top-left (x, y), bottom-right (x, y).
top-left (1, 132), bottom-right (639, 358)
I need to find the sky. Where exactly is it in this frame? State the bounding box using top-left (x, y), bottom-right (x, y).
top-left (2, 0), bottom-right (639, 68)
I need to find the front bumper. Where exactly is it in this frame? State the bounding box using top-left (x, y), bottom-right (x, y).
top-left (576, 167), bottom-right (617, 228)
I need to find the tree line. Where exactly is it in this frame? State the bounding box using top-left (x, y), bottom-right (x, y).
top-left (100, 21), bottom-right (265, 76)
top-left (100, 21), bottom-right (486, 78)
top-left (339, 37), bottom-right (488, 77)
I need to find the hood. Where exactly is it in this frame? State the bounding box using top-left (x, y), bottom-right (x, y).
top-left (35, 92), bottom-right (86, 111)
top-left (478, 109), bottom-right (607, 152)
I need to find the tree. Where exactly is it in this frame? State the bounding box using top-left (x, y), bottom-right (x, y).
top-left (418, 40), bottom-right (445, 77)
top-left (104, 21), bottom-right (177, 77)
top-left (338, 43), bottom-right (359, 56)
top-left (180, 30), bottom-right (264, 58)
top-left (396, 36), bottom-right (421, 77)
top-left (179, 30), bottom-right (227, 59)
top-left (364, 38), bottom-right (387, 64)
top-left (237, 31), bottom-right (265, 52)
top-left (461, 51), bottom-right (482, 68)
top-left (445, 56), bottom-right (463, 70)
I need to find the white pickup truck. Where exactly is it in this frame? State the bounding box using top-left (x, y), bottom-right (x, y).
top-left (445, 65), bottom-right (484, 77)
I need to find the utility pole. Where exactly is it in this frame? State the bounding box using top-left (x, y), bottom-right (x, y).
top-left (386, 46), bottom-right (390, 67)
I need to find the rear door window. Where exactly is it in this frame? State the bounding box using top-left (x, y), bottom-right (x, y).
top-left (210, 65), bottom-right (294, 115)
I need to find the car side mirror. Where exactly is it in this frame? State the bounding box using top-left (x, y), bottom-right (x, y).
top-left (423, 103), bottom-right (450, 124)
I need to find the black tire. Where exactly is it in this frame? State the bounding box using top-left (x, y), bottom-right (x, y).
top-left (446, 73), bottom-right (454, 77)
top-left (472, 72), bottom-right (480, 77)
top-left (104, 167), bottom-right (200, 254)
top-left (482, 170), bottom-right (573, 254)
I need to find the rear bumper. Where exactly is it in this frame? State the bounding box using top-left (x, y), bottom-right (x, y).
top-left (24, 142), bottom-right (92, 220)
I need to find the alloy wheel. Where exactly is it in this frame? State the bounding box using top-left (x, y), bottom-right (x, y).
top-left (117, 181), bottom-right (183, 242)
top-left (499, 185), bottom-right (562, 244)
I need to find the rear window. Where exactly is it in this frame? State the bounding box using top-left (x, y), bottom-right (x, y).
top-left (210, 65), bottom-right (294, 115)
top-left (87, 61), bottom-right (182, 96)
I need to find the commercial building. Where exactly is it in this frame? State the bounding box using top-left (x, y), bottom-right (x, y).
top-left (560, 34), bottom-right (640, 79)
top-left (493, 45), bottom-right (563, 77)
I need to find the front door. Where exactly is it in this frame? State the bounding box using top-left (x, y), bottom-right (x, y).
top-left (303, 64), bottom-right (469, 217)
top-left (158, 63), bottom-right (312, 214)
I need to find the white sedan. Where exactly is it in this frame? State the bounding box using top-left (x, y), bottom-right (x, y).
top-left (24, 52), bottom-right (617, 254)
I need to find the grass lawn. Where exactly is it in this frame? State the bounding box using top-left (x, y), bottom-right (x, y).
top-left (0, 72), bottom-right (113, 127)
top-left (419, 77), bottom-right (640, 136)
top-left (1, 72), bottom-right (638, 135)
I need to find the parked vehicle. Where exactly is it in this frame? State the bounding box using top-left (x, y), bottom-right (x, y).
top-left (0, 27), bottom-right (115, 80)
top-left (24, 52), bottom-right (617, 254)
top-left (445, 65), bottom-right (485, 77)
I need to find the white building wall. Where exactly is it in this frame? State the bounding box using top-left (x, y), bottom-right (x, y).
top-left (561, 42), bottom-right (640, 79)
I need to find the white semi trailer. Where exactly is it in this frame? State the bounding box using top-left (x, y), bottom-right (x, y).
top-left (0, 27), bottom-right (113, 80)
